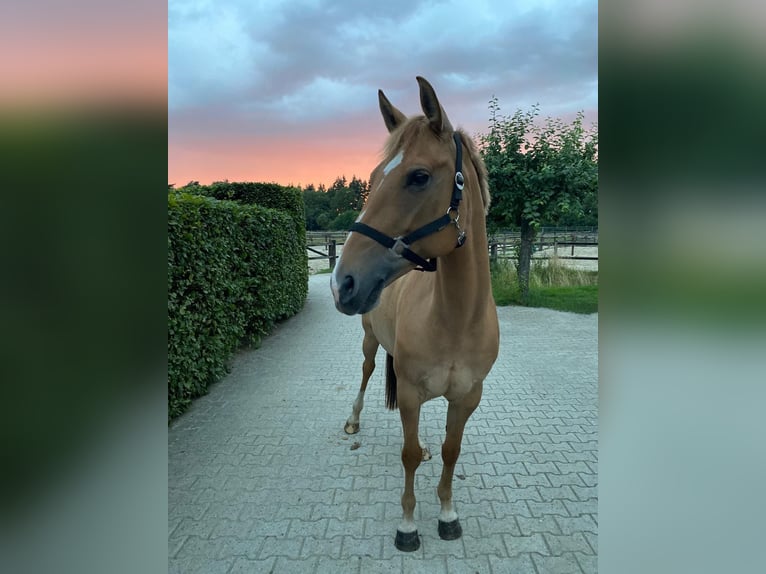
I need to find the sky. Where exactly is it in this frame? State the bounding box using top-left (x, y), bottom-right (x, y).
top-left (2, 1), bottom-right (166, 106)
top-left (168, 0), bottom-right (597, 189)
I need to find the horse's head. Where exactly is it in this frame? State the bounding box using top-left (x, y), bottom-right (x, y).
top-left (331, 76), bottom-right (487, 315)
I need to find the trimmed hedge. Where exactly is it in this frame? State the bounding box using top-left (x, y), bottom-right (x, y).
top-left (203, 182), bottom-right (305, 234)
top-left (193, 181), bottom-right (308, 315)
top-left (168, 191), bottom-right (307, 419)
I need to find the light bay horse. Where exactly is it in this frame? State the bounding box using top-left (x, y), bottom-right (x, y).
top-left (330, 77), bottom-right (499, 552)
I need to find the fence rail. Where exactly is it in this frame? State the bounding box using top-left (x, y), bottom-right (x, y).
top-left (306, 228), bottom-right (598, 270)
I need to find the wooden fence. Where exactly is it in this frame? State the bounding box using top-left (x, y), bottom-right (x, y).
top-left (488, 229), bottom-right (598, 263)
top-left (306, 228), bottom-right (598, 270)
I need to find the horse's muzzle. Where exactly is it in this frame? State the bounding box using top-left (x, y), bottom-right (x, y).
top-left (331, 256), bottom-right (409, 315)
top-left (332, 266), bottom-right (385, 315)
top-left (333, 272), bottom-right (385, 315)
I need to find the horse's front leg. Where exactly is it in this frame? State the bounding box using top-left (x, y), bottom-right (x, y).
top-left (344, 327), bottom-right (379, 434)
top-left (395, 401), bottom-right (422, 551)
top-left (437, 380), bottom-right (483, 540)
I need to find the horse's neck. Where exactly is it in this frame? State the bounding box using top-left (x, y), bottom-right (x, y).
top-left (432, 212), bottom-right (493, 325)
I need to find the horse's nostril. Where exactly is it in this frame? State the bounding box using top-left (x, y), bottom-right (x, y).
top-left (341, 275), bottom-right (355, 296)
top-left (338, 274), bottom-right (358, 305)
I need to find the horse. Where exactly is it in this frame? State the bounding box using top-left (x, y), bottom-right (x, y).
top-left (330, 76), bottom-right (499, 552)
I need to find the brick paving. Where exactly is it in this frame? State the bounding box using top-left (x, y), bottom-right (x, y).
top-left (169, 274), bottom-right (598, 573)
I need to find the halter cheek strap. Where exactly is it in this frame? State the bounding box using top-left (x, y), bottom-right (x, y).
top-left (349, 132), bottom-right (466, 273)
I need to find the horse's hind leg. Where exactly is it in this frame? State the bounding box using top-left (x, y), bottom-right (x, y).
top-left (344, 322), bottom-right (379, 434)
top-left (436, 380), bottom-right (483, 540)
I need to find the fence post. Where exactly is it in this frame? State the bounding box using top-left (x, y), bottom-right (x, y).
top-left (490, 243), bottom-right (497, 263)
top-left (328, 240), bottom-right (337, 270)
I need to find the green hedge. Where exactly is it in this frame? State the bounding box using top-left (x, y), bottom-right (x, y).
top-left (192, 181), bottom-right (309, 306)
top-left (192, 181), bottom-right (308, 313)
top-left (198, 181), bottom-right (306, 241)
top-left (168, 191), bottom-right (307, 419)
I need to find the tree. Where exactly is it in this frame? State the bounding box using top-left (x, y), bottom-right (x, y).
top-left (330, 210), bottom-right (359, 231)
top-left (301, 176), bottom-right (368, 230)
top-left (327, 176), bottom-right (355, 216)
top-left (480, 99), bottom-right (598, 302)
top-left (303, 184), bottom-right (330, 230)
top-left (348, 176), bottom-right (369, 211)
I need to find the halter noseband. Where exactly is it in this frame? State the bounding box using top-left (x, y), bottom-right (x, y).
top-left (349, 132), bottom-right (467, 272)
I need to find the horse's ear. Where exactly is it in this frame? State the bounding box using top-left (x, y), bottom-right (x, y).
top-left (416, 76), bottom-right (453, 134)
top-left (379, 90), bottom-right (407, 133)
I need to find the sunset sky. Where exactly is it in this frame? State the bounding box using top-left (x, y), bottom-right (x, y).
top-left (169, 0), bottom-right (597, 189)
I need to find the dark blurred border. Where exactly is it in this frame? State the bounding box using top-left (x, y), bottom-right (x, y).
top-left (0, 3), bottom-right (167, 574)
top-left (3, 1), bottom-right (765, 573)
top-left (601, 3), bottom-right (766, 573)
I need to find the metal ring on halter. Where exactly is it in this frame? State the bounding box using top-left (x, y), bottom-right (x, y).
top-left (446, 206), bottom-right (460, 225)
top-left (390, 237), bottom-right (407, 256)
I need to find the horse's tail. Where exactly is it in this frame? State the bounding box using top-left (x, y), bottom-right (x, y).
top-left (385, 353), bottom-right (398, 410)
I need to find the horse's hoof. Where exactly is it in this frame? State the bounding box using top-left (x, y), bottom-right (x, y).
top-left (394, 529), bottom-right (420, 552)
top-left (344, 422), bottom-right (359, 434)
top-left (438, 519), bottom-right (462, 540)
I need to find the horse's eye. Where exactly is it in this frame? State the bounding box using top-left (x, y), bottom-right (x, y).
top-left (407, 170), bottom-right (431, 188)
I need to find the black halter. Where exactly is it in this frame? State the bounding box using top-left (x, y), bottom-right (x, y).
top-left (349, 132), bottom-right (467, 272)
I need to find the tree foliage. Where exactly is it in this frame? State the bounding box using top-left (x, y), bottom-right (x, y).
top-left (480, 99), bottom-right (598, 232)
top-left (479, 99), bottom-right (598, 301)
top-left (302, 175), bottom-right (369, 230)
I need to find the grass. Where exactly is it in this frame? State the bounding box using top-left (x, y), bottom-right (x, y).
top-left (491, 257), bottom-right (598, 314)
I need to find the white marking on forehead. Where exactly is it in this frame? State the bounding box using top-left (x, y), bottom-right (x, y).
top-left (383, 150), bottom-right (403, 176)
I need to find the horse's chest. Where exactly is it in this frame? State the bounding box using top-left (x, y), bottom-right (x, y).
top-left (403, 355), bottom-right (484, 402)
top-left (392, 315), bottom-right (497, 401)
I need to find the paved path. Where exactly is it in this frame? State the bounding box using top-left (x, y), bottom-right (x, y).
top-left (169, 274), bottom-right (598, 574)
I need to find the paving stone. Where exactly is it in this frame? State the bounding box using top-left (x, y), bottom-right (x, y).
top-left (555, 515), bottom-right (598, 536)
top-left (575, 552), bottom-right (597, 573)
top-left (532, 552), bottom-right (584, 574)
top-left (226, 556), bottom-right (278, 573)
top-left (502, 533), bottom-right (550, 556)
top-left (548, 473), bottom-right (586, 488)
top-left (515, 473), bottom-right (553, 487)
top-left (167, 557), bottom-right (232, 574)
top-left (360, 556), bottom-right (405, 574)
top-left (463, 531), bottom-right (507, 558)
top-left (527, 499), bottom-right (570, 517)
top-left (258, 535), bottom-right (304, 559)
top-left (488, 554), bottom-right (537, 574)
top-left (317, 556), bottom-right (361, 574)
top-left (340, 534), bottom-right (385, 559)
top-left (516, 515), bottom-right (562, 536)
top-left (402, 556), bottom-right (447, 573)
top-left (168, 275), bottom-right (597, 572)
top-left (543, 532), bottom-right (595, 555)
top-left (446, 555), bottom-right (492, 573)
top-left (176, 536), bottom-right (220, 560)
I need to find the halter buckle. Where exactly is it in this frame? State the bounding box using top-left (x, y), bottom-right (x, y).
top-left (454, 171), bottom-right (465, 191)
top-left (390, 237), bottom-right (408, 257)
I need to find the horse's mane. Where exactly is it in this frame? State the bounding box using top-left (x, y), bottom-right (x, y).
top-left (457, 128), bottom-right (491, 215)
top-left (382, 119), bottom-right (491, 215)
